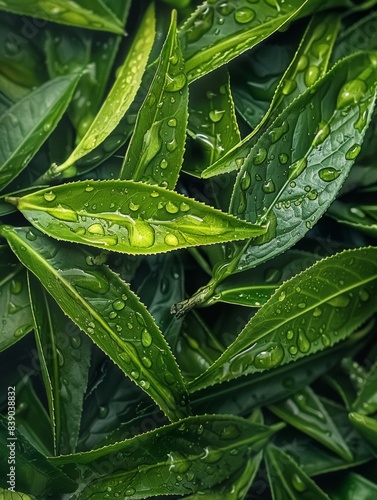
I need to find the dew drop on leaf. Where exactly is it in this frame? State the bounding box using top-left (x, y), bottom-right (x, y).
top-left (141, 329), bottom-right (153, 348)
top-left (253, 148), bottom-right (267, 165)
top-left (165, 233), bottom-right (179, 246)
top-left (304, 65), bottom-right (320, 87)
top-left (312, 121), bottom-right (330, 147)
top-left (253, 343), bottom-right (284, 369)
top-left (318, 167), bottom-right (340, 182)
top-left (234, 7), bottom-right (255, 23)
top-left (43, 191), bottom-right (56, 202)
top-left (336, 79), bottom-right (367, 109)
top-left (345, 144), bottom-right (361, 160)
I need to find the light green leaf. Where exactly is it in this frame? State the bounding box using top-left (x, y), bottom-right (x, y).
top-left (203, 11), bottom-right (340, 178)
top-left (269, 386), bottom-right (353, 461)
top-left (49, 414), bottom-right (282, 499)
top-left (265, 444), bottom-right (330, 499)
top-left (189, 247), bottom-right (377, 392)
top-left (0, 415), bottom-right (77, 497)
top-left (0, 245), bottom-right (32, 352)
top-left (42, 3), bottom-right (156, 181)
top-left (29, 274), bottom-right (91, 455)
top-left (230, 51), bottom-right (377, 273)
top-left (7, 180), bottom-right (267, 254)
top-left (120, 10), bottom-right (188, 189)
top-left (0, 226), bottom-right (190, 422)
top-left (0, 73), bottom-right (81, 191)
top-left (180, 0), bottom-right (315, 82)
top-left (185, 66), bottom-right (240, 177)
top-left (0, 0), bottom-right (124, 34)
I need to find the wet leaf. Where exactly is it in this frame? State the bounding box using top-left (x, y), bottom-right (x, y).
top-left (269, 386), bottom-right (353, 461)
top-left (0, 245), bottom-right (32, 352)
top-left (189, 247), bottom-right (377, 391)
top-left (29, 275), bottom-right (91, 455)
top-left (328, 200), bottom-right (377, 239)
top-left (42, 4), bottom-right (155, 181)
top-left (49, 414), bottom-right (282, 499)
top-left (349, 412), bottom-right (377, 455)
top-left (120, 10), bottom-right (188, 189)
top-left (7, 180), bottom-right (267, 254)
top-left (0, 226), bottom-right (190, 422)
top-left (352, 358), bottom-right (377, 415)
top-left (0, 415), bottom-right (77, 496)
top-left (328, 471), bottom-right (377, 500)
top-left (0, 73), bottom-right (81, 191)
top-left (0, 0), bottom-right (124, 34)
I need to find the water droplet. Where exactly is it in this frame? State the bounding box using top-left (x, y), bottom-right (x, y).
top-left (262, 179), bottom-right (276, 194)
top-left (253, 148), bottom-right (267, 165)
top-left (292, 473), bottom-right (307, 492)
top-left (304, 65), bottom-right (320, 87)
top-left (254, 343), bottom-right (284, 369)
top-left (180, 202), bottom-right (190, 212)
top-left (282, 79), bottom-right (297, 96)
top-left (209, 109), bottom-right (225, 122)
top-left (319, 167), bottom-right (340, 182)
top-left (141, 329), bottom-right (153, 348)
top-left (129, 221), bottom-right (155, 249)
top-left (240, 171), bottom-right (251, 191)
top-left (307, 189), bottom-right (318, 201)
top-left (88, 223), bottom-right (105, 235)
top-left (321, 334), bottom-right (330, 347)
top-left (125, 487), bottom-right (136, 496)
top-left (165, 73), bottom-right (187, 92)
top-left (279, 153), bottom-right (289, 164)
top-left (289, 345), bottom-right (298, 355)
top-left (168, 118), bottom-right (177, 127)
top-left (359, 289), bottom-right (370, 302)
top-left (297, 54), bottom-right (309, 72)
top-left (129, 201), bottom-right (140, 212)
top-left (289, 158), bottom-right (307, 180)
top-left (313, 307), bottom-right (322, 317)
top-left (165, 233), bottom-right (179, 246)
top-left (337, 79), bottom-right (367, 109)
top-left (26, 230), bottom-right (36, 241)
top-left (268, 121), bottom-right (289, 143)
top-left (234, 7), bottom-right (255, 23)
top-left (159, 159), bottom-right (168, 170)
top-left (297, 328), bottom-right (310, 353)
top-left (345, 144), bottom-right (361, 160)
top-left (165, 201), bottom-right (179, 214)
top-left (312, 121), bottom-right (330, 147)
top-left (298, 302), bottom-right (306, 309)
top-left (113, 299), bottom-right (126, 311)
top-left (220, 424), bottom-right (241, 440)
top-left (286, 330), bottom-right (294, 340)
top-left (85, 185), bottom-right (94, 192)
top-left (141, 356), bottom-right (152, 368)
top-left (278, 291), bottom-right (286, 302)
top-left (43, 191), bottom-right (56, 202)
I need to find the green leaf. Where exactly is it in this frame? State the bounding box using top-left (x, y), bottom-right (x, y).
top-left (265, 444), bottom-right (330, 499)
top-left (352, 358), bottom-right (377, 415)
top-left (328, 200), bottom-right (377, 239)
top-left (189, 247), bottom-right (377, 392)
top-left (229, 51), bottom-right (377, 273)
top-left (29, 275), bottom-right (91, 455)
top-left (185, 66), bottom-right (240, 176)
top-left (0, 73), bottom-right (81, 191)
top-left (43, 4), bottom-right (155, 181)
top-left (180, 0), bottom-right (315, 82)
top-left (349, 412), bottom-right (377, 455)
top-left (269, 386), bottom-right (353, 461)
top-left (0, 245), bottom-right (32, 352)
top-left (0, 0), bottom-right (124, 34)
top-left (49, 414), bottom-right (282, 499)
top-left (203, 11), bottom-right (340, 178)
top-left (0, 415), bottom-right (77, 496)
top-left (0, 226), bottom-right (190, 422)
top-left (0, 489), bottom-right (34, 500)
top-left (328, 472), bottom-right (377, 500)
top-left (120, 10), bottom-right (188, 189)
top-left (8, 180), bottom-right (267, 254)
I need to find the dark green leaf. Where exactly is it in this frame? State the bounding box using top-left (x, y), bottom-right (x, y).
top-left (328, 200), bottom-right (377, 239)
top-left (0, 226), bottom-right (190, 422)
top-left (120, 10), bottom-right (188, 189)
top-left (328, 471), bottom-right (377, 500)
top-left (0, 73), bottom-right (81, 191)
top-left (349, 412), bottom-right (377, 455)
top-left (0, 245), bottom-right (32, 352)
top-left (0, 0), bottom-right (124, 34)
top-left (352, 358), bottom-right (377, 415)
top-left (189, 247), bottom-right (377, 392)
top-left (29, 274), bottom-right (91, 455)
top-left (8, 180), bottom-right (267, 254)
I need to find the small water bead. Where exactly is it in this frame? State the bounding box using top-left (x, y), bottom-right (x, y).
top-left (254, 344), bottom-right (285, 369)
top-left (141, 356), bottom-right (152, 368)
top-left (282, 78), bottom-right (297, 96)
top-left (209, 109), bottom-right (225, 122)
top-left (313, 307), bottom-right (322, 317)
top-left (279, 153), bottom-right (289, 164)
top-left (166, 139), bottom-right (178, 152)
top-left (262, 179), bottom-right (276, 194)
top-left (141, 329), bottom-right (153, 348)
top-left (253, 148), bottom-right (267, 165)
top-left (165, 233), bottom-right (179, 246)
top-left (337, 79), bottom-right (367, 109)
top-left (307, 190), bottom-right (318, 201)
top-left (85, 185), bottom-right (94, 192)
top-left (345, 143), bottom-right (361, 160)
top-left (321, 334), bottom-right (330, 347)
top-left (43, 191), bottom-right (56, 202)
top-left (289, 345), bottom-right (298, 355)
top-left (129, 201), bottom-right (140, 212)
top-left (289, 157), bottom-right (307, 180)
top-left (304, 65), bottom-right (320, 87)
top-left (168, 118), bottom-right (177, 127)
top-left (10, 279), bottom-right (22, 295)
top-left (269, 121), bottom-right (289, 143)
top-left (359, 289), bottom-right (370, 302)
top-left (319, 167), bottom-right (340, 182)
top-left (180, 202), bottom-right (190, 212)
top-left (160, 159), bottom-right (168, 169)
top-left (291, 473), bottom-right (307, 492)
top-left (234, 7), bottom-right (255, 23)
top-left (297, 328), bottom-right (311, 353)
top-left (113, 299), bottom-right (126, 311)
top-left (240, 171), bottom-right (251, 191)
top-left (217, 2), bottom-right (235, 15)
top-left (165, 201), bottom-right (179, 214)
top-left (88, 223), bottom-right (105, 235)
top-left (286, 330), bottom-right (294, 340)
top-left (312, 121), bottom-right (330, 147)
top-left (165, 73), bottom-right (187, 92)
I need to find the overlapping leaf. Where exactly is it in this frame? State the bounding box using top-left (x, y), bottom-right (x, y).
top-left (0, 226), bottom-right (190, 422)
top-left (7, 180), bottom-right (267, 254)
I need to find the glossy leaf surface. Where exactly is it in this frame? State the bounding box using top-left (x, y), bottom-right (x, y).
top-left (179, 0), bottom-right (313, 82)
top-left (44, 4), bottom-right (156, 180)
top-left (0, 0), bottom-right (124, 34)
top-left (29, 275), bottom-right (91, 455)
top-left (0, 245), bottom-right (32, 352)
top-left (0, 226), bottom-right (190, 422)
top-left (189, 248), bottom-right (377, 391)
top-left (121, 11), bottom-right (188, 189)
top-left (328, 472), bottom-right (377, 500)
top-left (349, 412), bottom-right (377, 454)
top-left (9, 180), bottom-right (267, 254)
top-left (352, 358), bottom-right (377, 415)
top-left (50, 414), bottom-right (282, 499)
top-left (0, 73), bottom-right (80, 191)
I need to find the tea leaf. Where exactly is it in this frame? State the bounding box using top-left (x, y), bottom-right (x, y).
top-left (328, 472), bottom-right (377, 500)
top-left (42, 4), bottom-right (156, 181)
top-left (50, 414), bottom-right (282, 499)
top-left (180, 0), bottom-right (314, 82)
top-left (0, 0), bottom-right (124, 34)
top-left (0, 73), bottom-right (81, 191)
top-left (29, 275), bottom-right (91, 455)
top-left (349, 412), bottom-right (377, 454)
top-left (328, 200), bottom-right (377, 239)
top-left (189, 247), bottom-right (377, 391)
top-left (0, 415), bottom-right (77, 496)
top-left (269, 386), bottom-right (353, 461)
top-left (0, 245), bottom-right (32, 352)
top-left (0, 226), bottom-right (190, 422)
top-left (120, 10), bottom-right (188, 189)
top-left (7, 180), bottom-right (267, 254)
top-left (265, 444), bottom-right (330, 499)
top-left (352, 359), bottom-right (377, 415)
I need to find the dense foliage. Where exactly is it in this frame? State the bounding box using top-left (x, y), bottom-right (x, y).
top-left (1, 0), bottom-right (377, 498)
